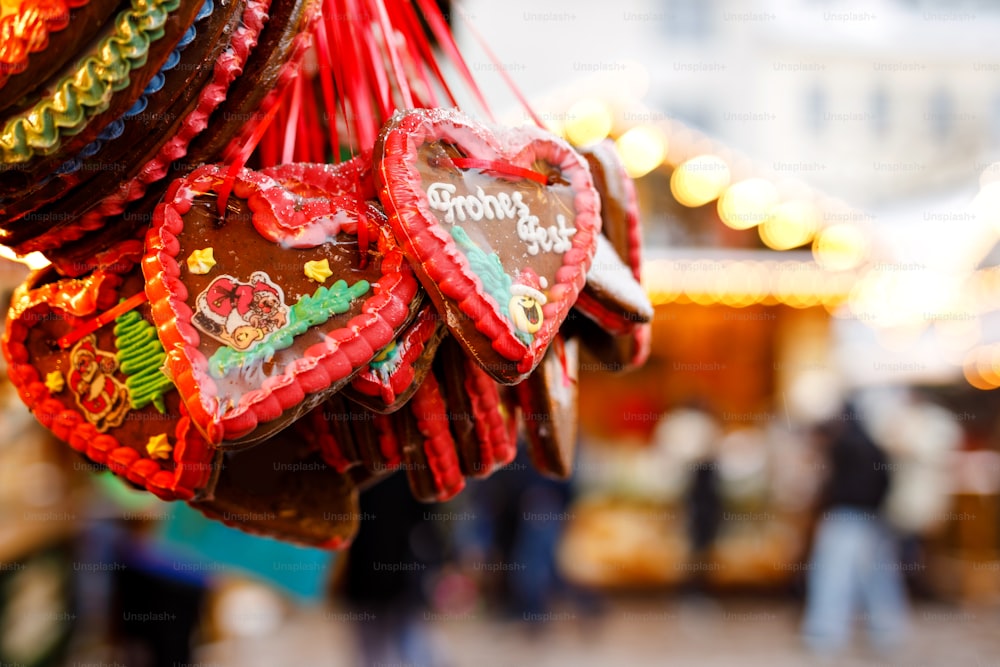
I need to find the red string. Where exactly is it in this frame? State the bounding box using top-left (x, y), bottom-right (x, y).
top-left (373, 0), bottom-right (413, 111)
top-left (395, 0), bottom-right (457, 107)
top-left (58, 292), bottom-right (150, 349)
top-left (413, 0), bottom-right (494, 122)
top-left (456, 6), bottom-right (545, 130)
top-left (446, 157), bottom-right (548, 184)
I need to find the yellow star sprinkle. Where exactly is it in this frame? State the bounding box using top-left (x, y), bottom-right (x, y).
top-left (304, 258), bottom-right (333, 283)
top-left (145, 433), bottom-right (173, 460)
top-left (186, 247), bottom-right (216, 275)
top-left (45, 370), bottom-right (64, 393)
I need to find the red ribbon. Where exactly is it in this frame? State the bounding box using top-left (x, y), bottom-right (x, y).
top-left (59, 291), bottom-right (150, 349)
top-left (445, 157), bottom-right (548, 185)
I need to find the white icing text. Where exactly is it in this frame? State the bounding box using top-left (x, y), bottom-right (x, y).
top-left (425, 182), bottom-right (576, 255)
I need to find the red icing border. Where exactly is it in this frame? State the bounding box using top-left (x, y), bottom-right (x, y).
top-left (14, 0), bottom-right (272, 255)
top-left (347, 304), bottom-right (442, 412)
top-left (458, 348), bottom-right (517, 477)
top-left (375, 108), bottom-right (601, 383)
top-left (143, 164), bottom-right (418, 445)
top-left (408, 373), bottom-right (464, 501)
top-left (1, 253), bottom-right (215, 501)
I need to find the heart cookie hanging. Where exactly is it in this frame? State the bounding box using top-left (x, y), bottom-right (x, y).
top-left (143, 164), bottom-right (420, 447)
top-left (375, 108), bottom-right (601, 384)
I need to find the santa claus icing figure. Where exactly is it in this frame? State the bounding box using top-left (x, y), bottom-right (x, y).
top-left (67, 335), bottom-right (131, 432)
top-left (193, 272), bottom-right (289, 351)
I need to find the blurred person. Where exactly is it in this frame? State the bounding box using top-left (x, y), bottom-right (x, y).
top-left (654, 400), bottom-right (723, 594)
top-left (801, 399), bottom-right (908, 657)
top-left (333, 471), bottom-right (448, 667)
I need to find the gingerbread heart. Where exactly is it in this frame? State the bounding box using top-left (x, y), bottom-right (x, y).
top-left (433, 336), bottom-right (517, 478)
top-left (343, 303), bottom-right (446, 414)
top-left (2, 250), bottom-right (217, 500)
top-left (375, 108), bottom-right (601, 384)
top-left (143, 164), bottom-right (420, 447)
top-left (516, 334), bottom-right (579, 479)
top-left (191, 414), bottom-right (362, 549)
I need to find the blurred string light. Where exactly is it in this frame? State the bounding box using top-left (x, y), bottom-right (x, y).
top-left (644, 258), bottom-right (854, 309)
top-left (0, 245), bottom-right (49, 270)
top-left (813, 223), bottom-right (868, 271)
top-left (759, 200), bottom-right (819, 251)
top-left (670, 155), bottom-right (730, 207)
top-left (615, 125), bottom-right (666, 178)
top-left (564, 98), bottom-right (613, 148)
top-left (718, 178), bottom-right (778, 230)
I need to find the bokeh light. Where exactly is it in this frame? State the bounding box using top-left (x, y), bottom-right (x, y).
top-left (718, 178), bottom-right (778, 230)
top-left (615, 126), bottom-right (667, 178)
top-left (670, 155), bottom-right (731, 207)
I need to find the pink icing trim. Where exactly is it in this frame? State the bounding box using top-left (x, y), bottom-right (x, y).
top-left (2, 258), bottom-right (215, 501)
top-left (144, 163), bottom-right (418, 445)
top-left (375, 108), bottom-right (601, 383)
top-left (14, 0), bottom-right (272, 255)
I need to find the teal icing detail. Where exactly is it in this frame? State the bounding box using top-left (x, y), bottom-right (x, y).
top-left (449, 226), bottom-right (532, 344)
top-left (207, 279), bottom-right (372, 378)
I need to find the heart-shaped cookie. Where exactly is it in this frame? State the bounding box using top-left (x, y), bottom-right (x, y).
top-left (143, 164), bottom-right (420, 447)
top-left (375, 108), bottom-right (601, 384)
top-left (343, 303), bottom-right (446, 414)
top-left (516, 334), bottom-right (579, 479)
top-left (191, 414), bottom-right (362, 549)
top-left (2, 250), bottom-right (217, 500)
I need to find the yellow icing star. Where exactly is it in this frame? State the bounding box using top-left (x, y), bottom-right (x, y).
top-left (145, 434), bottom-right (173, 460)
top-left (304, 258), bottom-right (333, 283)
top-left (186, 247), bottom-right (216, 275)
top-left (45, 370), bottom-right (64, 393)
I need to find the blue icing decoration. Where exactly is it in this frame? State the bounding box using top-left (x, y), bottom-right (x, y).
top-left (124, 96), bottom-right (148, 118)
top-left (53, 0), bottom-right (214, 176)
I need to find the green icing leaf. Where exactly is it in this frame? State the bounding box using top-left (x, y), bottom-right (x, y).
top-left (207, 279), bottom-right (372, 378)
top-left (449, 226), bottom-right (531, 344)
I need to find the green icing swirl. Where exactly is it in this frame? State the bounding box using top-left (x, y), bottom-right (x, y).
top-left (207, 279), bottom-right (372, 379)
top-left (0, 0), bottom-right (180, 163)
top-left (114, 308), bottom-right (173, 413)
top-left (450, 226), bottom-right (531, 344)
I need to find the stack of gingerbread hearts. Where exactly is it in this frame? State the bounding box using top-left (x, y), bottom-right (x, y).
top-left (0, 0), bottom-right (655, 549)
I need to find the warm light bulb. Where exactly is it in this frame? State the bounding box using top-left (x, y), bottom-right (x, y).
top-left (813, 223), bottom-right (868, 271)
top-left (564, 98), bottom-right (613, 148)
top-left (615, 126), bottom-right (667, 178)
top-left (759, 200), bottom-right (819, 250)
top-left (718, 178), bottom-right (777, 230)
top-left (670, 155), bottom-right (730, 207)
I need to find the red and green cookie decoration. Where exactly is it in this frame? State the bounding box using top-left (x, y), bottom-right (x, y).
top-left (2, 253), bottom-right (215, 500)
top-left (143, 163), bottom-right (419, 447)
top-left (375, 107), bottom-right (601, 384)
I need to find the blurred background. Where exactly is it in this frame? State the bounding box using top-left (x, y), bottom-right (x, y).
top-left (2, 0), bottom-right (1000, 665)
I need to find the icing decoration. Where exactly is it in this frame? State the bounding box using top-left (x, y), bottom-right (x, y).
top-left (206, 278), bottom-right (371, 378)
top-left (186, 247), bottom-right (216, 275)
top-left (192, 272), bottom-right (290, 352)
top-left (0, 0), bottom-right (183, 163)
top-left (10, 0), bottom-right (271, 255)
top-left (0, 0), bottom-right (89, 88)
top-left (51, 0), bottom-right (216, 179)
top-left (375, 108), bottom-right (601, 384)
top-left (67, 334), bottom-right (131, 432)
top-left (2, 257), bottom-right (215, 501)
top-left (304, 258), bottom-right (333, 283)
top-left (145, 433), bottom-right (172, 459)
top-left (144, 163), bottom-right (419, 445)
top-left (45, 370), bottom-right (65, 394)
top-left (113, 309), bottom-right (172, 413)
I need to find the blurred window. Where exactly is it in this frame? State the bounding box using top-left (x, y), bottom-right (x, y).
top-left (664, 0), bottom-right (715, 39)
top-left (805, 84), bottom-right (827, 135)
top-left (871, 84), bottom-right (889, 138)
